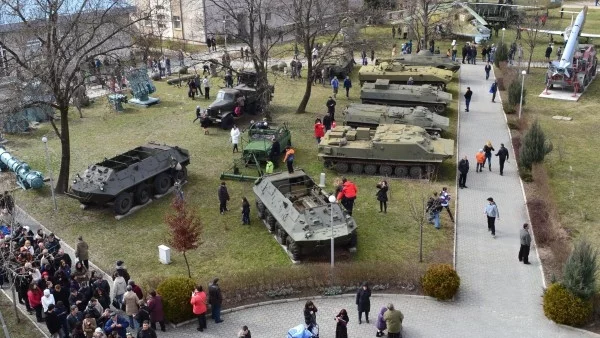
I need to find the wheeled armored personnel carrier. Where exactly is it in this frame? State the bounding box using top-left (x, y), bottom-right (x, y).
top-left (253, 169), bottom-right (357, 261)
top-left (358, 62), bottom-right (453, 89)
top-left (343, 103), bottom-right (449, 133)
top-left (317, 125), bottom-right (454, 178)
top-left (360, 79), bottom-right (452, 114)
top-left (203, 71), bottom-right (274, 129)
top-left (67, 143), bottom-right (190, 215)
top-left (376, 53), bottom-right (460, 72)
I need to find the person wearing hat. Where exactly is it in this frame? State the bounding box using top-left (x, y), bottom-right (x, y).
top-left (519, 223), bottom-right (532, 265)
top-left (484, 197), bottom-right (500, 238)
top-left (76, 236), bottom-right (90, 269)
top-left (42, 288), bottom-right (55, 313)
top-left (104, 312), bottom-right (129, 338)
top-left (208, 278), bottom-right (224, 323)
top-left (93, 327), bottom-right (107, 338)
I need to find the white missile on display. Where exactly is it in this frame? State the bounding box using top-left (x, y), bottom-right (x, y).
top-left (554, 6), bottom-right (588, 78)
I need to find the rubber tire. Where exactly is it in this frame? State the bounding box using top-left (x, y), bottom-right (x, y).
top-left (350, 163), bottom-right (364, 174)
top-left (175, 166), bottom-right (188, 182)
top-left (134, 184), bottom-right (151, 205)
top-left (288, 238), bottom-right (301, 261)
top-left (335, 162), bottom-right (349, 173)
top-left (266, 214), bottom-right (276, 232)
top-left (409, 166), bottom-right (423, 179)
top-left (114, 192), bottom-right (133, 215)
top-left (256, 201), bottom-right (266, 219)
top-left (221, 114), bottom-right (234, 130)
top-left (394, 166), bottom-right (409, 177)
top-left (153, 173), bottom-right (171, 195)
top-left (379, 165), bottom-right (393, 176)
top-left (434, 104), bottom-right (445, 113)
top-left (364, 164), bottom-right (377, 175)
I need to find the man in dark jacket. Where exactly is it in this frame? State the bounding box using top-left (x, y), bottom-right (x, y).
top-left (137, 320), bottom-right (158, 338)
top-left (209, 278), bottom-right (223, 323)
top-left (326, 97), bottom-right (336, 120)
top-left (45, 304), bottom-right (61, 337)
top-left (518, 223), bottom-right (532, 264)
top-left (218, 182), bottom-right (230, 215)
top-left (545, 43), bottom-right (553, 62)
top-left (495, 143), bottom-right (510, 176)
top-left (462, 44), bottom-right (468, 64)
top-left (67, 305), bottom-right (83, 333)
top-left (75, 236), bottom-right (89, 269)
top-left (464, 87), bottom-right (473, 112)
top-left (356, 283), bottom-right (371, 324)
top-left (458, 156), bottom-right (469, 189)
top-left (323, 113), bottom-right (332, 131)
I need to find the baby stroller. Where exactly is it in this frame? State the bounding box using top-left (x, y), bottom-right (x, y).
top-left (287, 323), bottom-right (319, 338)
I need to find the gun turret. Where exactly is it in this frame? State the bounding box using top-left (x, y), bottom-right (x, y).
top-left (0, 146), bottom-right (44, 190)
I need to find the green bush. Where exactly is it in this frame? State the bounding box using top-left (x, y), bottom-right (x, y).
top-left (508, 79), bottom-right (526, 109)
top-left (563, 239), bottom-right (598, 301)
top-left (422, 264), bottom-right (460, 300)
top-left (494, 43), bottom-right (509, 67)
top-left (156, 277), bottom-right (196, 323)
top-left (543, 283), bottom-right (593, 326)
top-left (518, 119), bottom-right (553, 170)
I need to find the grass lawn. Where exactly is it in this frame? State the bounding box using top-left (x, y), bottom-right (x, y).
top-left (0, 293), bottom-right (39, 338)
top-left (3, 30), bottom-right (457, 287)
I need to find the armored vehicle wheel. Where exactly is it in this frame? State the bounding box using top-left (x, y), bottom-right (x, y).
top-left (221, 114), bottom-right (234, 130)
top-left (335, 162), bottom-right (349, 173)
top-left (394, 166), bottom-right (408, 177)
top-left (324, 160), bottom-right (334, 169)
top-left (379, 165), bottom-right (393, 176)
top-left (256, 201), bottom-right (266, 219)
top-left (287, 237), bottom-right (301, 261)
top-left (364, 164), bottom-right (377, 175)
top-left (175, 166), bottom-right (188, 182)
top-left (276, 227), bottom-right (286, 245)
top-left (409, 166), bottom-right (423, 178)
top-left (433, 104), bottom-right (445, 113)
top-left (351, 163), bottom-right (364, 174)
top-left (134, 184), bottom-right (151, 205)
top-left (266, 214), bottom-right (276, 232)
top-left (114, 192), bottom-right (133, 215)
top-left (153, 173), bottom-right (171, 195)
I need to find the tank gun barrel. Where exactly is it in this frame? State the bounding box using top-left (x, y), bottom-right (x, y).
top-left (556, 6), bottom-right (587, 77)
top-left (0, 146), bottom-right (44, 190)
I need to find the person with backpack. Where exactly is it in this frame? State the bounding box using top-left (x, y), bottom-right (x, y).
top-left (489, 80), bottom-right (498, 102)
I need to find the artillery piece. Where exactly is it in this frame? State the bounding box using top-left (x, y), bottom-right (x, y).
top-left (0, 146), bottom-right (44, 190)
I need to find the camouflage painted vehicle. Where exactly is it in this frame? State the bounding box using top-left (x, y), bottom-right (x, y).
top-left (376, 53), bottom-right (461, 72)
top-left (343, 103), bottom-right (449, 133)
top-left (253, 169), bottom-right (358, 261)
top-left (358, 62), bottom-right (453, 89)
top-left (243, 123), bottom-right (292, 165)
top-left (67, 143), bottom-right (190, 215)
top-left (318, 125), bottom-right (454, 178)
top-left (360, 79), bottom-right (452, 114)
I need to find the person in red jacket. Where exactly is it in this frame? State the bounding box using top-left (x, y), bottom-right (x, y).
top-left (27, 283), bottom-right (44, 322)
top-left (337, 177), bottom-right (358, 215)
top-left (190, 286), bottom-right (207, 332)
top-left (314, 118), bottom-right (325, 144)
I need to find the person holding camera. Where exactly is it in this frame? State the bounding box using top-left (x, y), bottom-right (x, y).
top-left (335, 309), bottom-right (349, 338)
top-left (303, 300), bottom-right (318, 333)
top-left (376, 180), bottom-right (389, 213)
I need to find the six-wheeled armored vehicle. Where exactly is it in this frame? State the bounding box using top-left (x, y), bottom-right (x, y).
top-left (67, 143), bottom-right (190, 215)
top-left (317, 125), bottom-right (454, 178)
top-left (358, 62), bottom-right (453, 88)
top-left (253, 169), bottom-right (357, 261)
top-left (360, 80), bottom-right (452, 114)
top-left (343, 103), bottom-right (449, 133)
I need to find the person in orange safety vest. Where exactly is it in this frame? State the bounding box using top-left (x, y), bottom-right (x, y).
top-left (475, 149), bottom-right (485, 173)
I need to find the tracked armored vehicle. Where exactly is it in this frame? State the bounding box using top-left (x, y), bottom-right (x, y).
top-left (376, 53), bottom-right (460, 72)
top-left (253, 169), bottom-right (357, 261)
top-left (343, 104), bottom-right (449, 133)
top-left (318, 125), bottom-right (454, 178)
top-left (358, 62), bottom-right (453, 89)
top-left (68, 143), bottom-right (190, 215)
top-left (360, 80), bottom-right (452, 114)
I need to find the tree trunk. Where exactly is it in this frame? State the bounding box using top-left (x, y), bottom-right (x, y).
top-left (527, 49), bottom-right (534, 74)
top-left (183, 251), bottom-right (192, 279)
top-left (296, 54), bottom-right (313, 113)
top-left (55, 107), bottom-right (71, 194)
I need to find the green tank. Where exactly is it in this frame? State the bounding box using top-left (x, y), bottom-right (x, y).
top-left (318, 124), bottom-right (454, 178)
top-left (253, 169), bottom-right (357, 261)
top-left (358, 62), bottom-right (453, 89)
top-left (376, 53), bottom-right (461, 72)
top-left (360, 79), bottom-right (452, 114)
top-left (343, 103), bottom-right (449, 133)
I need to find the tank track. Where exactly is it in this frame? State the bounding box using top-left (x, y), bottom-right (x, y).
top-left (322, 157), bottom-right (439, 179)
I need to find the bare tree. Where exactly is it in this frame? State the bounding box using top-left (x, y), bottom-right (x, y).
top-left (398, 0), bottom-right (446, 52)
top-left (520, 11), bottom-right (544, 74)
top-left (0, 0), bottom-right (152, 194)
top-left (405, 180), bottom-right (437, 263)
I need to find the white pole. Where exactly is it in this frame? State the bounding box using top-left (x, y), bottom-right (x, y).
top-left (502, 28), bottom-right (506, 44)
top-left (329, 195), bottom-right (337, 268)
top-left (519, 70), bottom-right (526, 119)
top-left (42, 137), bottom-right (57, 211)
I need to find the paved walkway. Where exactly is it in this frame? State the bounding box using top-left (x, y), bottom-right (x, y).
top-left (153, 59), bottom-right (595, 337)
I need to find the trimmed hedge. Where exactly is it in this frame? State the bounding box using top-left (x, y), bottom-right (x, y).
top-left (156, 277), bottom-right (196, 324)
top-left (422, 264), bottom-right (460, 300)
top-left (543, 283), bottom-right (593, 327)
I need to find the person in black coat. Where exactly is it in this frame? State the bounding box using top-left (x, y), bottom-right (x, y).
top-left (335, 309), bottom-right (349, 338)
top-left (323, 113), bottom-right (332, 131)
top-left (303, 301), bottom-right (318, 332)
top-left (326, 97), bottom-right (336, 120)
top-left (462, 44), bottom-right (468, 64)
top-left (495, 143), bottom-right (510, 176)
top-left (376, 180), bottom-right (389, 213)
top-left (218, 182), bottom-right (230, 215)
top-left (45, 304), bottom-right (62, 336)
top-left (356, 282), bottom-right (371, 324)
top-left (458, 156), bottom-right (470, 189)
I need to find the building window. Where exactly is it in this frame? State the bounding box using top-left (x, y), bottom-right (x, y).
top-left (265, 11), bottom-right (271, 21)
top-left (157, 14), bottom-right (166, 21)
top-left (158, 23), bottom-right (167, 29)
top-left (173, 16), bottom-right (181, 29)
top-left (155, 5), bottom-right (164, 10)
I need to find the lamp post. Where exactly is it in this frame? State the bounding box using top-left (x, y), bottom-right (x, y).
top-left (502, 27), bottom-right (506, 44)
top-left (519, 70), bottom-right (526, 119)
top-left (328, 195), bottom-right (337, 268)
top-left (41, 137), bottom-right (57, 211)
top-left (222, 20), bottom-right (227, 51)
